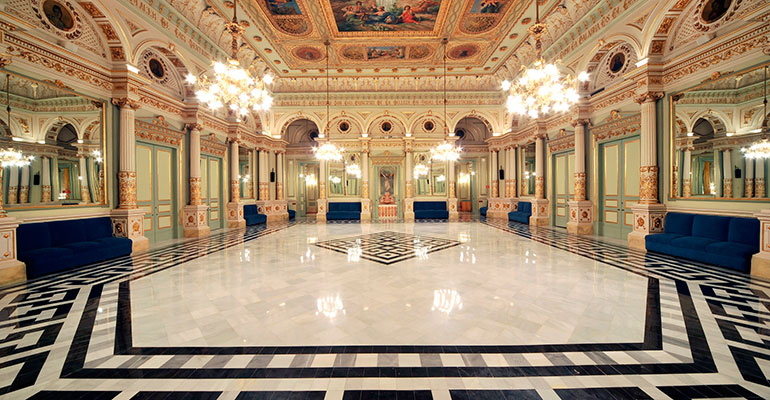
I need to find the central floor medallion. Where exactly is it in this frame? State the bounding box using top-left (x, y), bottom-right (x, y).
top-left (314, 230), bottom-right (460, 264)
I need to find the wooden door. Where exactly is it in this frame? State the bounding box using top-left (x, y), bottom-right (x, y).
top-left (201, 155), bottom-right (223, 230)
top-left (552, 152), bottom-right (574, 228)
top-left (599, 137), bottom-right (640, 238)
top-left (136, 142), bottom-right (177, 242)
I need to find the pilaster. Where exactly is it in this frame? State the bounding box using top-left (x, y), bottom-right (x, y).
top-left (183, 123), bottom-right (210, 237)
top-left (227, 139), bottom-right (245, 228)
top-left (567, 118), bottom-right (592, 235)
top-left (403, 198), bottom-right (414, 222)
top-left (447, 198), bottom-right (459, 221)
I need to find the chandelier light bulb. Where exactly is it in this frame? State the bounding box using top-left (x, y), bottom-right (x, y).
top-left (741, 140), bottom-right (770, 159)
top-left (0, 148), bottom-right (34, 167)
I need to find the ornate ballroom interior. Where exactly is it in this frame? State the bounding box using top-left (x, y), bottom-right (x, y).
top-left (1, 0), bottom-right (770, 398)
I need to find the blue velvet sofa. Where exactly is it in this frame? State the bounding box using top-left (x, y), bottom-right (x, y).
top-left (414, 201), bottom-right (449, 219)
top-left (327, 202), bottom-right (361, 221)
top-left (645, 212), bottom-right (759, 272)
top-left (17, 217), bottom-right (132, 279)
top-left (479, 206), bottom-right (488, 217)
top-left (243, 204), bottom-right (267, 225)
top-left (508, 201), bottom-right (532, 223)
top-left (288, 209), bottom-right (296, 220)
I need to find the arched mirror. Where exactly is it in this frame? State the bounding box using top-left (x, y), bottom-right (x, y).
top-left (239, 147), bottom-right (254, 200)
top-left (523, 142), bottom-right (536, 196)
top-left (414, 153), bottom-right (446, 196)
top-left (329, 152), bottom-right (361, 197)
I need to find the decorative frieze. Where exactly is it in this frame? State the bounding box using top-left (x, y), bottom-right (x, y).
top-left (117, 171), bottom-right (137, 209)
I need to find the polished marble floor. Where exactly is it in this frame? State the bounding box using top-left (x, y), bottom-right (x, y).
top-left (2, 218), bottom-right (770, 399)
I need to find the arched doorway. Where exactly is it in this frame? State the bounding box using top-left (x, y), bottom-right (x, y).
top-left (285, 118), bottom-right (320, 217)
top-left (454, 117), bottom-right (491, 216)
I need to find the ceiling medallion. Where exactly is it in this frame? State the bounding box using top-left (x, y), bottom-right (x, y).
top-left (185, 0), bottom-right (273, 119)
top-left (502, 2), bottom-right (589, 119)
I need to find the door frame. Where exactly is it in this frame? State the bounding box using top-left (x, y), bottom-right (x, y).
top-left (136, 141), bottom-right (179, 242)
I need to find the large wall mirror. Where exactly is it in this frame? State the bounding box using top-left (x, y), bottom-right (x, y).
top-left (671, 62), bottom-right (769, 200)
top-left (414, 153), bottom-right (446, 196)
top-left (328, 153), bottom-right (361, 197)
top-left (239, 147), bottom-right (254, 200)
top-left (0, 70), bottom-right (107, 209)
top-left (522, 142), bottom-right (536, 196)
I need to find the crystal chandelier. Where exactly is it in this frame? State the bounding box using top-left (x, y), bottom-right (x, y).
top-left (741, 67), bottom-right (770, 159)
top-left (413, 163), bottom-right (429, 179)
top-left (0, 148), bottom-right (34, 216)
top-left (431, 38), bottom-right (461, 162)
top-left (502, 2), bottom-right (589, 119)
top-left (345, 163), bottom-right (361, 178)
top-left (185, 0), bottom-right (273, 118)
top-left (314, 41), bottom-right (344, 161)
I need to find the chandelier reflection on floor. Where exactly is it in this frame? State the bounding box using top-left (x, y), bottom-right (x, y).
top-left (185, 0), bottom-right (273, 118)
top-left (502, 1), bottom-right (588, 119)
top-left (316, 294), bottom-right (345, 319)
top-left (432, 289), bottom-right (463, 314)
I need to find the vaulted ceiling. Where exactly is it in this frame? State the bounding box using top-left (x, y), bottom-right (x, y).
top-left (175, 0), bottom-right (558, 78)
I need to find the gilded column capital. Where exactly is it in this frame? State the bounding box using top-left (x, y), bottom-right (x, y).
top-left (112, 98), bottom-right (141, 110)
top-left (0, 53), bottom-right (12, 69)
top-left (185, 123), bottom-right (204, 133)
top-left (634, 91), bottom-right (664, 104)
top-left (571, 118), bottom-right (590, 127)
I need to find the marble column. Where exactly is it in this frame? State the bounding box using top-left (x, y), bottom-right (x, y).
top-left (78, 155), bottom-right (90, 203)
top-left (682, 148), bottom-right (692, 198)
top-left (110, 98), bottom-right (148, 252)
top-left (259, 150), bottom-right (270, 201)
top-left (498, 149), bottom-right (506, 198)
top-left (19, 166), bottom-right (29, 204)
top-left (226, 139), bottom-right (245, 228)
top-left (745, 158), bottom-right (754, 198)
top-left (713, 149), bottom-right (722, 196)
top-left (360, 150), bottom-right (371, 221)
top-left (510, 145), bottom-right (519, 211)
top-left (41, 156), bottom-right (51, 203)
top-left (628, 92), bottom-right (665, 250)
top-left (756, 159), bottom-right (766, 197)
top-left (183, 124), bottom-right (209, 237)
top-left (7, 167), bottom-right (18, 205)
top-left (317, 159), bottom-right (328, 222)
top-left (673, 150), bottom-right (680, 197)
top-left (519, 146), bottom-right (527, 196)
top-left (530, 131), bottom-right (549, 226)
top-left (490, 150), bottom-right (499, 198)
top-left (567, 119), bottom-right (592, 235)
top-left (403, 149), bottom-right (414, 222)
top-left (448, 160), bottom-right (459, 221)
top-left (276, 152), bottom-right (285, 201)
top-left (722, 149), bottom-right (733, 198)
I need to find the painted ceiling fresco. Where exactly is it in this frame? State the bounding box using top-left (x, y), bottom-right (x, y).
top-left (206, 0), bottom-right (533, 75)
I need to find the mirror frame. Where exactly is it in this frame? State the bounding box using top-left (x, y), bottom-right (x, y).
top-left (0, 68), bottom-right (109, 210)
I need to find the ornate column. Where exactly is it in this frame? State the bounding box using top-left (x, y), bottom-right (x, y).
top-left (110, 98), bottom-right (148, 252)
top-left (745, 158), bottom-right (754, 198)
top-left (447, 160), bottom-right (459, 221)
top-left (0, 56), bottom-right (24, 283)
top-left (77, 155), bottom-right (90, 203)
top-left (567, 119), bottom-right (593, 235)
top-left (360, 147), bottom-right (372, 221)
top-left (403, 144), bottom-right (414, 222)
top-left (226, 139), bottom-right (245, 228)
top-left (627, 92), bottom-right (665, 250)
top-left (756, 159), bottom-right (766, 197)
top-left (276, 151), bottom-right (284, 201)
top-left (487, 147), bottom-right (508, 219)
top-left (183, 124), bottom-right (209, 237)
top-left (41, 156), bottom-right (52, 203)
top-left (7, 167), bottom-right (18, 205)
top-left (519, 146), bottom-right (527, 196)
top-left (722, 149), bottom-right (733, 198)
top-left (530, 126), bottom-right (549, 226)
top-left (510, 145), bottom-right (519, 211)
top-left (682, 147), bottom-right (692, 198)
top-left (259, 149), bottom-right (270, 201)
top-left (751, 209), bottom-right (770, 279)
top-left (713, 149), bottom-right (722, 196)
top-left (317, 159), bottom-right (327, 222)
top-left (19, 166), bottom-right (29, 204)
top-left (490, 149), bottom-right (499, 198)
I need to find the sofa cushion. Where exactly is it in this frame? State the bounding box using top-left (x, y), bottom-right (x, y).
top-left (327, 211), bottom-right (361, 220)
top-left (479, 207), bottom-right (487, 217)
top-left (243, 204), bottom-right (259, 216)
top-left (414, 201), bottom-right (447, 211)
top-left (670, 236), bottom-right (717, 250)
top-left (705, 242), bottom-right (759, 258)
top-left (692, 215), bottom-right (730, 241)
top-left (96, 237), bottom-right (133, 254)
top-left (518, 202), bottom-right (532, 214)
top-left (288, 209), bottom-right (296, 219)
top-left (17, 222), bottom-right (52, 254)
top-left (48, 219), bottom-right (87, 246)
top-left (727, 217), bottom-right (760, 247)
top-left (83, 217), bottom-right (114, 241)
top-left (61, 241), bottom-right (107, 265)
top-left (245, 214), bottom-right (267, 225)
top-left (19, 247), bottom-right (77, 279)
top-left (414, 210), bottom-right (449, 219)
top-left (664, 213), bottom-right (694, 236)
top-left (645, 233), bottom-right (684, 245)
top-left (329, 202), bottom-right (361, 212)
top-left (509, 212), bottom-right (529, 223)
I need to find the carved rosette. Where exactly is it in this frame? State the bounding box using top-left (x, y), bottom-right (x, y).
top-left (118, 171), bottom-right (137, 208)
top-left (7, 187), bottom-right (17, 205)
top-left (491, 180), bottom-right (498, 197)
top-left (574, 172), bottom-right (586, 201)
top-left (19, 186), bottom-right (29, 204)
top-left (189, 177), bottom-right (202, 205)
top-left (756, 178), bottom-right (766, 198)
top-left (633, 208), bottom-right (665, 234)
top-left (535, 177), bottom-right (545, 199)
top-left (639, 166), bottom-right (658, 203)
top-left (723, 179), bottom-right (733, 198)
top-left (183, 206), bottom-right (208, 229)
top-left (41, 185), bottom-right (52, 203)
top-left (111, 213), bottom-right (144, 240)
top-left (80, 185), bottom-right (91, 203)
top-left (745, 179), bottom-right (754, 198)
top-left (230, 180), bottom-right (240, 202)
top-left (259, 182), bottom-right (269, 201)
top-left (276, 183), bottom-right (284, 201)
top-left (682, 178), bottom-right (691, 198)
top-left (568, 202), bottom-right (593, 224)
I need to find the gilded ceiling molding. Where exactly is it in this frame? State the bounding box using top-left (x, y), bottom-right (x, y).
top-left (457, 0), bottom-right (522, 35)
top-left (252, 0), bottom-right (312, 37)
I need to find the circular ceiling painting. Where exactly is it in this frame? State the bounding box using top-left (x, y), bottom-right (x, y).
top-left (293, 46), bottom-right (324, 61)
top-left (42, 0), bottom-right (75, 32)
top-left (701, 0), bottom-right (731, 24)
top-left (448, 44), bottom-right (479, 60)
